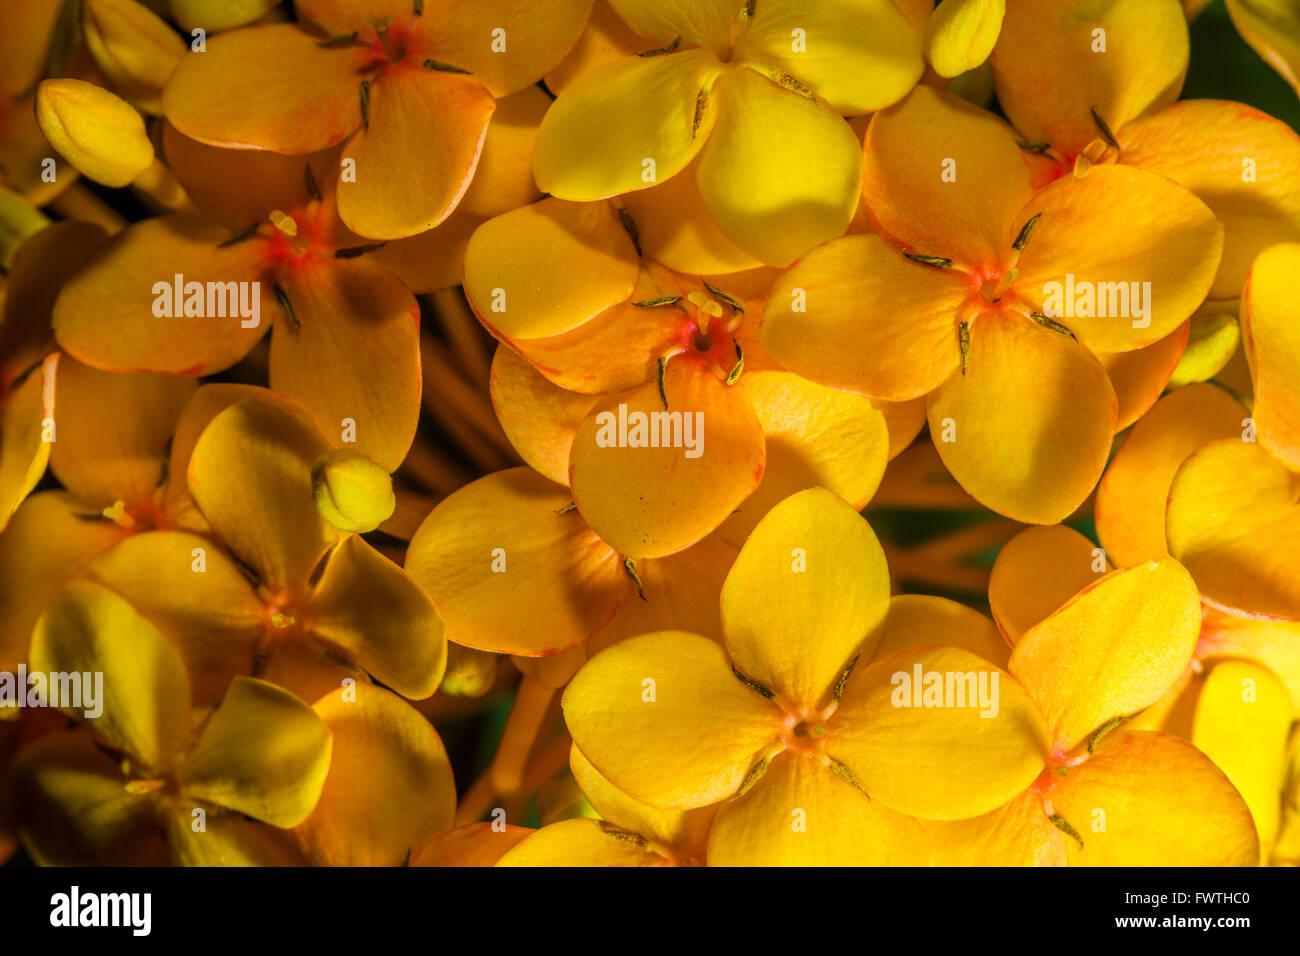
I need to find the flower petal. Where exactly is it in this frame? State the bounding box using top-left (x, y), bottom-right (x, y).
top-left (923, 789), bottom-right (1066, 866)
top-left (465, 197), bottom-right (640, 341)
top-left (990, 0), bottom-right (1188, 158)
top-left (180, 676), bottom-right (332, 828)
top-left (48, 359), bottom-right (194, 512)
top-left (188, 397), bottom-right (337, 594)
top-left (1167, 437), bottom-right (1300, 620)
top-left (458, 85), bottom-right (549, 219)
top-left (1008, 557), bottom-right (1202, 752)
top-left (0, 355), bottom-right (55, 530)
top-left (1120, 101), bottom-right (1300, 299)
top-left (569, 359), bottom-right (765, 559)
top-left (870, 593), bottom-right (1009, 668)
top-left (1095, 382), bottom-right (1246, 567)
top-left (605, 0), bottom-right (736, 46)
top-left (404, 468), bottom-right (626, 656)
top-left (1050, 730), bottom-right (1259, 866)
top-left (489, 345), bottom-right (598, 485)
top-left (1097, 323), bottom-right (1189, 432)
top-left (269, 258), bottom-right (420, 471)
top-left (990, 525), bottom-right (1107, 645)
top-left (1226, 0), bottom-right (1300, 95)
top-left (30, 580), bottom-right (191, 771)
top-left (533, 50), bottom-right (717, 201)
top-left (1193, 659), bottom-right (1292, 847)
top-left (695, 66), bottom-right (861, 266)
top-left (306, 535), bottom-right (446, 700)
top-left (1199, 607), bottom-right (1300, 717)
top-left (496, 818), bottom-right (671, 866)
top-left (411, 822), bottom-right (531, 866)
top-left (926, 313), bottom-right (1116, 524)
top-left (830, 645), bottom-right (1050, 820)
top-left (163, 24), bottom-right (364, 154)
top-left (1011, 164), bottom-right (1223, 352)
top-left (53, 215), bottom-right (270, 376)
top-left (166, 810), bottom-right (304, 866)
top-left (337, 65), bottom-right (495, 239)
top-left (707, 750), bottom-right (930, 865)
top-left (924, 0), bottom-right (1005, 79)
top-left (295, 683), bottom-right (455, 865)
top-left (861, 84), bottom-right (1032, 269)
top-left (720, 487), bottom-right (889, 709)
top-left (762, 234), bottom-right (968, 400)
top-left (713, 371), bottom-right (890, 547)
top-left (1242, 241), bottom-right (1300, 470)
top-left (562, 630), bottom-right (780, 810)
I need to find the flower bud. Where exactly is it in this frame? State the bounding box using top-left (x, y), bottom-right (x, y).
top-left (83, 0), bottom-right (186, 115)
top-left (311, 449), bottom-right (396, 534)
top-left (35, 79), bottom-right (154, 188)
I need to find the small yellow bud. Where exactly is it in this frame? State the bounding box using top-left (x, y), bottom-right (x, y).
top-left (925, 0), bottom-right (1006, 80)
top-left (83, 0), bottom-right (186, 115)
top-left (311, 449), bottom-right (396, 534)
top-left (35, 79), bottom-right (154, 188)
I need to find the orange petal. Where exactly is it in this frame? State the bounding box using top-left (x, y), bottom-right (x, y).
top-left (1242, 241), bottom-right (1300, 470)
top-left (761, 232), bottom-right (968, 400)
top-left (569, 358), bottom-right (764, 558)
top-left (268, 258), bottom-right (420, 471)
top-left (1095, 383), bottom-right (1246, 568)
top-left (337, 65), bottom-right (495, 239)
top-left (870, 594), bottom-right (1009, 668)
top-left (411, 822), bottom-right (531, 866)
top-left (496, 818), bottom-right (673, 866)
top-left (923, 789), bottom-right (1066, 866)
top-left (1120, 101), bottom-right (1300, 300)
top-left (862, 84), bottom-right (1032, 269)
top-left (457, 85), bottom-right (549, 219)
top-left (926, 313), bottom-right (1116, 524)
top-left (53, 216), bottom-right (269, 375)
top-left (990, 0), bottom-right (1188, 159)
top-left (545, 0), bottom-right (645, 97)
top-left (187, 397), bottom-right (337, 594)
top-left (163, 24), bottom-right (364, 153)
top-left (1049, 730), bottom-right (1259, 866)
top-left (1008, 558), bottom-right (1203, 752)
top-left (1010, 165), bottom-right (1223, 353)
top-left (989, 525), bottom-right (1107, 645)
top-left (0, 354), bottom-right (55, 530)
top-left (1097, 322), bottom-right (1189, 432)
top-left (1167, 437), bottom-right (1300, 620)
top-left (489, 346), bottom-right (598, 486)
top-left (404, 468), bottom-right (626, 655)
top-left (1199, 606), bottom-right (1300, 718)
top-left (294, 0), bottom-right (416, 35)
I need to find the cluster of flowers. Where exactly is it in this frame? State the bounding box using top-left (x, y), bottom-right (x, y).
top-left (0, 0), bottom-right (1298, 867)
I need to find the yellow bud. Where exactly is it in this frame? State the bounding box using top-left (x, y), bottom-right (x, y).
top-left (311, 449), bottom-right (396, 534)
top-left (35, 79), bottom-right (154, 188)
top-left (83, 0), bottom-right (186, 115)
top-left (169, 0), bottom-right (281, 33)
top-left (924, 0), bottom-right (1006, 79)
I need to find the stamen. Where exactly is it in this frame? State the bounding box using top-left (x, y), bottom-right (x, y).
top-left (269, 209), bottom-right (298, 237)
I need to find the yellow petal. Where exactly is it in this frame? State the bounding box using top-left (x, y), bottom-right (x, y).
top-left (1167, 437), bottom-right (1300, 620)
top-left (404, 468), bottom-right (626, 655)
top-left (862, 84), bottom-right (1032, 270)
top-left (925, 0), bottom-right (1005, 79)
top-left (1011, 164), bottom-right (1223, 353)
top-left (306, 535), bottom-right (447, 700)
top-left (1199, 607), bottom-right (1300, 718)
top-left (166, 810), bottom-right (304, 866)
top-left (1120, 101), bottom-right (1300, 299)
top-left (496, 818), bottom-right (671, 867)
top-left (35, 79), bottom-right (154, 187)
top-left (569, 359), bottom-right (765, 559)
top-left (457, 85), bottom-right (549, 219)
top-left (1098, 322), bottom-right (1189, 431)
top-left (735, 0), bottom-right (925, 113)
top-left (761, 232), bottom-right (968, 400)
top-left (465, 198), bottom-right (639, 341)
top-left (489, 346), bottom-right (598, 485)
top-left (1095, 382), bottom-right (1246, 567)
top-left (990, 0), bottom-right (1189, 158)
top-left (1226, 0), bottom-right (1300, 95)
top-left (180, 676), bottom-right (332, 828)
top-left (1242, 242), bottom-right (1300, 470)
top-left (720, 487), bottom-right (890, 709)
top-left (926, 313), bottom-right (1116, 524)
top-left (830, 645), bottom-right (1050, 820)
top-left (562, 630), bottom-right (780, 810)
top-left (296, 683), bottom-right (455, 866)
top-left (923, 789), bottom-right (1066, 866)
top-left (707, 750), bottom-right (930, 865)
top-left (533, 49), bottom-right (717, 201)
top-left (1050, 730), bottom-right (1259, 866)
top-left (83, 0), bottom-right (187, 115)
top-left (30, 580), bottom-right (191, 771)
top-left (695, 66), bottom-right (861, 266)
top-left (411, 822), bottom-right (531, 866)
top-left (1008, 558), bottom-right (1202, 752)
top-left (713, 371), bottom-right (890, 548)
top-left (870, 593), bottom-right (1009, 669)
top-left (48, 358), bottom-right (195, 513)
top-left (989, 525), bottom-right (1107, 645)
top-left (6, 729), bottom-right (168, 866)
top-left (0, 354), bottom-right (56, 531)
top-left (337, 66), bottom-right (495, 240)
top-left (187, 397), bottom-right (336, 595)
top-left (606, 0), bottom-right (737, 47)
top-left (1193, 659), bottom-right (1291, 847)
